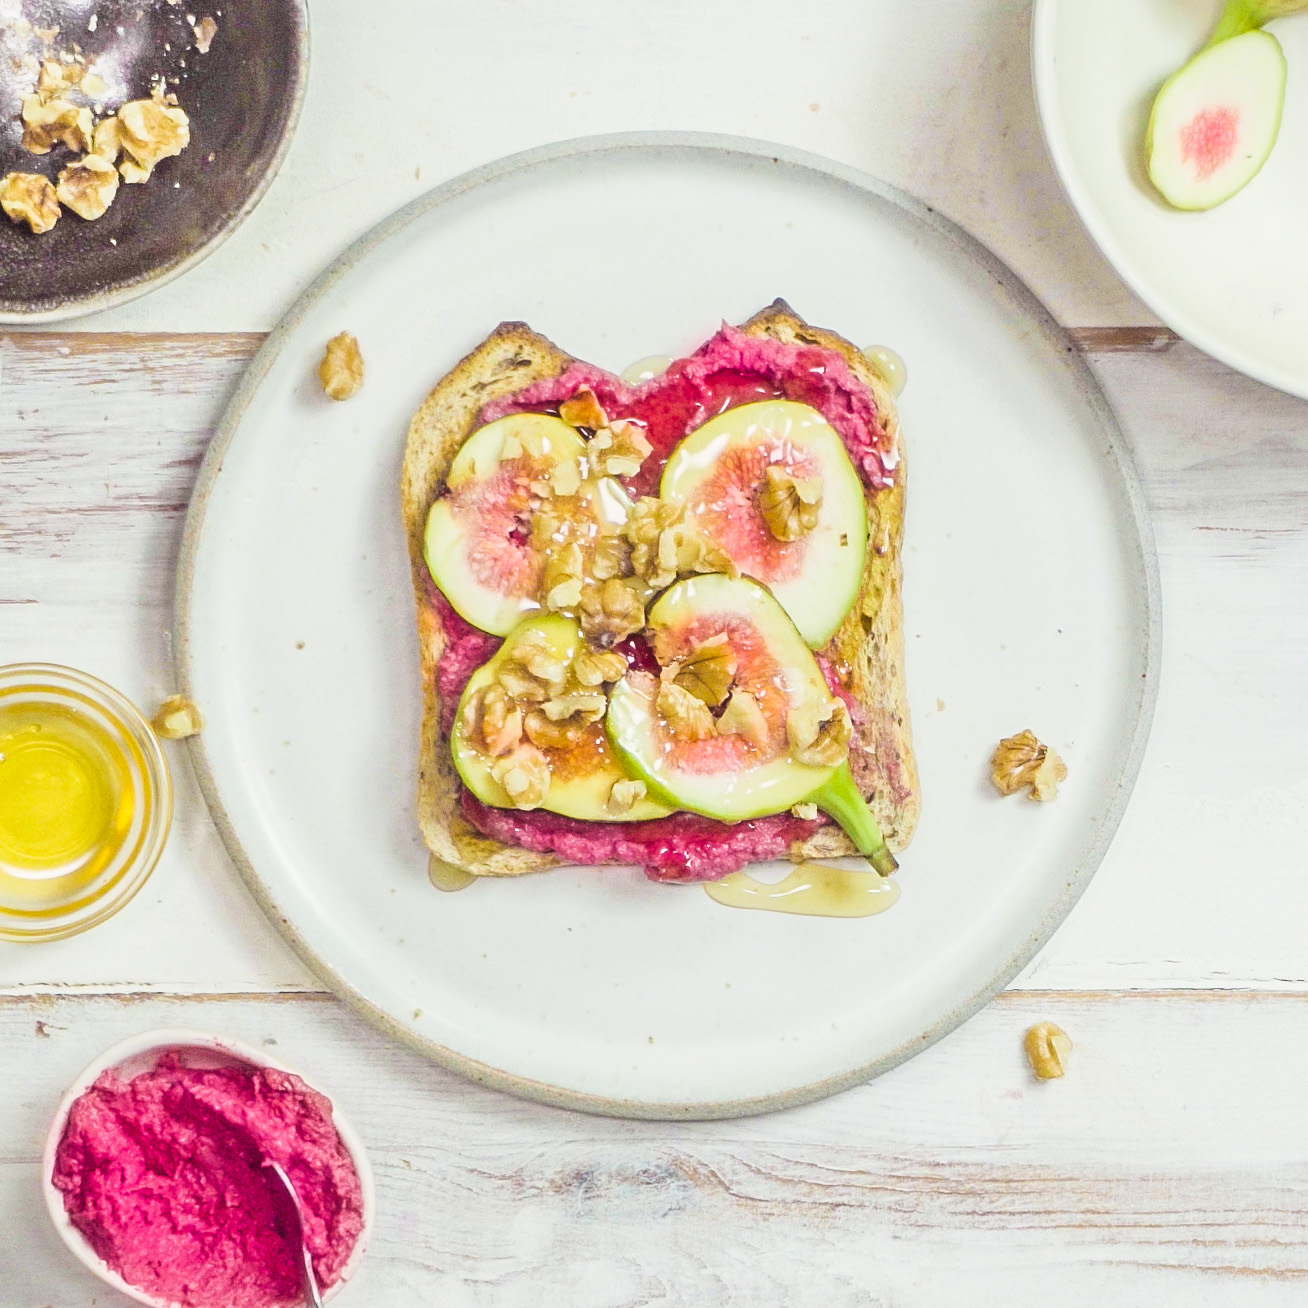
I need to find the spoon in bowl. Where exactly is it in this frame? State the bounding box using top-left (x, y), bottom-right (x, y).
top-left (265, 1160), bottom-right (324, 1308)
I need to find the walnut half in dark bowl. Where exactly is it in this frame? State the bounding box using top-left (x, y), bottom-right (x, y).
top-left (0, 0), bottom-right (308, 320)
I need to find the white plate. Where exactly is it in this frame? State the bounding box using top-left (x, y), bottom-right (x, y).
top-left (1033, 0), bottom-right (1308, 398)
top-left (177, 134), bottom-right (1159, 1118)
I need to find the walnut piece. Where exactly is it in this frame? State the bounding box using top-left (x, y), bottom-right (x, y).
top-left (541, 689), bottom-right (606, 725)
top-left (36, 58), bottom-right (83, 101)
top-left (0, 172), bottom-right (60, 233)
top-left (542, 540), bottom-right (584, 611)
top-left (579, 577), bottom-right (645, 646)
top-left (522, 708), bottom-right (586, 751)
top-left (462, 684), bottom-right (522, 758)
top-left (548, 456), bottom-right (583, 497)
top-left (491, 746), bottom-right (551, 810)
top-left (317, 332), bottom-right (364, 401)
top-left (1024, 1022), bottom-right (1072, 1080)
top-left (990, 730), bottom-right (1067, 802)
top-left (193, 14), bottom-right (219, 53)
top-left (56, 154), bottom-right (118, 220)
top-left (572, 645), bottom-right (627, 687)
top-left (717, 689), bottom-right (769, 748)
top-left (152, 694), bottom-right (204, 740)
top-left (668, 632), bottom-right (737, 707)
top-left (21, 95), bottom-right (93, 154)
top-left (589, 420), bottom-right (653, 478)
top-left (116, 95), bottom-right (190, 182)
top-left (607, 778), bottom-right (647, 815)
top-left (503, 628), bottom-right (569, 695)
top-left (657, 680), bottom-right (716, 742)
top-left (759, 465), bottom-right (823, 542)
top-left (790, 802), bottom-right (818, 820)
top-left (589, 527), bottom-right (633, 582)
top-left (91, 115), bottom-right (123, 162)
top-left (786, 698), bottom-right (852, 767)
top-left (558, 386), bottom-right (608, 430)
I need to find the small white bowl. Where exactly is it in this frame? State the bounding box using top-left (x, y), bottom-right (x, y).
top-left (42, 1029), bottom-right (375, 1308)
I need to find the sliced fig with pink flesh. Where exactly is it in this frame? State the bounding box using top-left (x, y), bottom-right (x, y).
top-left (424, 414), bottom-right (586, 636)
top-left (606, 575), bottom-right (896, 871)
top-left (1147, 29), bottom-right (1286, 212)
top-left (659, 401), bottom-right (867, 648)
top-left (452, 614), bottom-right (672, 822)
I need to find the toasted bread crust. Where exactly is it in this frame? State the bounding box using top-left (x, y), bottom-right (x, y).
top-left (401, 305), bottom-right (919, 877)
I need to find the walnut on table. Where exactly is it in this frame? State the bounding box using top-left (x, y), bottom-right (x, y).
top-left (317, 332), bottom-right (365, 401)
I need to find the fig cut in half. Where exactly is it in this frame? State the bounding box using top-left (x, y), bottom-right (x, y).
top-left (424, 414), bottom-right (586, 635)
top-left (1146, 29), bottom-right (1286, 211)
top-left (452, 614), bottom-right (671, 823)
top-left (606, 574), bottom-right (896, 871)
top-left (660, 400), bottom-right (867, 648)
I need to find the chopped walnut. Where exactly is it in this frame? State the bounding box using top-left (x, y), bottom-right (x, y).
top-left (81, 72), bottom-right (109, 102)
top-left (656, 679), bottom-right (716, 742)
top-left (667, 633), bottom-right (737, 707)
top-left (589, 420), bottom-right (653, 478)
top-left (503, 628), bottom-right (570, 694)
top-left (317, 332), bottom-right (364, 401)
top-left (542, 540), bottom-right (584, 611)
top-left (572, 645), bottom-right (627, 687)
top-left (559, 386), bottom-right (608, 430)
top-left (36, 58), bottom-right (82, 101)
top-left (759, 465), bottom-right (823, 542)
top-left (990, 730), bottom-right (1067, 802)
top-left (579, 577), bottom-right (645, 646)
top-left (21, 95), bottom-right (93, 154)
top-left (607, 778), bottom-right (647, 815)
top-left (116, 95), bottom-right (190, 182)
top-left (193, 14), bottom-right (219, 52)
top-left (541, 689), bottom-right (606, 725)
top-left (522, 708), bottom-right (587, 751)
top-left (717, 689), bottom-right (769, 749)
top-left (56, 154), bottom-right (118, 220)
top-left (548, 456), bottom-right (583, 497)
top-left (0, 172), bottom-right (60, 233)
top-left (491, 746), bottom-right (551, 810)
top-left (786, 698), bottom-right (852, 767)
top-left (91, 115), bottom-right (123, 162)
top-left (152, 694), bottom-right (204, 740)
top-left (463, 684), bottom-right (522, 758)
top-left (1024, 1022), bottom-right (1072, 1080)
top-left (590, 527), bottom-right (633, 581)
top-left (790, 802), bottom-right (818, 821)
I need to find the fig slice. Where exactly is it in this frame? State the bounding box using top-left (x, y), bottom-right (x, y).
top-left (606, 575), bottom-right (896, 871)
top-left (659, 401), bottom-right (867, 648)
top-left (452, 614), bottom-right (672, 823)
top-left (424, 414), bottom-right (587, 636)
top-left (1146, 28), bottom-right (1286, 211)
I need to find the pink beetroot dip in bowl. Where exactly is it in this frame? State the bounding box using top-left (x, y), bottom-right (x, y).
top-left (41, 1029), bottom-right (375, 1308)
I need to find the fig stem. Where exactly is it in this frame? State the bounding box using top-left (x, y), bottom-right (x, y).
top-left (1207, 0), bottom-right (1308, 47)
top-left (812, 764), bottom-right (899, 877)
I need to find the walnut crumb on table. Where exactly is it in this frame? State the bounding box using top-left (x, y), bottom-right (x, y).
top-left (318, 333), bottom-right (365, 400)
top-left (152, 694), bottom-right (204, 740)
top-left (1024, 1022), bottom-right (1072, 1079)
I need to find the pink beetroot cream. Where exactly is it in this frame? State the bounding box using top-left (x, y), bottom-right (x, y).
top-left (52, 1056), bottom-right (364, 1308)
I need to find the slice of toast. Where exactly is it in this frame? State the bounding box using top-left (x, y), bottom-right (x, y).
top-left (400, 303), bottom-right (920, 877)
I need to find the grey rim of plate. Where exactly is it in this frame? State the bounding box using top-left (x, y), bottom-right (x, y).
top-left (174, 131), bottom-right (1162, 1120)
top-left (0, 2), bottom-right (310, 325)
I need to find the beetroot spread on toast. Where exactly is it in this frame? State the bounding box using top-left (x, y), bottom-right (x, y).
top-left (438, 325), bottom-right (894, 883)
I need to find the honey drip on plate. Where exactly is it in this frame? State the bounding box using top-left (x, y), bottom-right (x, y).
top-left (704, 861), bottom-right (900, 918)
top-left (620, 355), bottom-right (673, 386)
top-left (428, 855), bottom-right (476, 893)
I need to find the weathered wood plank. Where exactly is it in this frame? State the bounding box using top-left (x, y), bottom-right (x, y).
top-left (4, 990), bottom-right (1308, 1304)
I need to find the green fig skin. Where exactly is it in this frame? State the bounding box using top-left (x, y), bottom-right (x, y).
top-left (1209, 0), bottom-right (1308, 46)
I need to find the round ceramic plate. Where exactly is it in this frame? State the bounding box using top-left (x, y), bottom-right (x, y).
top-left (177, 134), bottom-right (1159, 1119)
top-left (1033, 0), bottom-right (1308, 398)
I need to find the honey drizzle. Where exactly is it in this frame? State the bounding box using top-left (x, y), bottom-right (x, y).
top-left (704, 861), bottom-right (899, 918)
top-left (428, 855), bottom-right (476, 893)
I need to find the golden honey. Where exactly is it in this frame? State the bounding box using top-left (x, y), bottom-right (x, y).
top-left (704, 861), bottom-right (900, 918)
top-left (0, 666), bottom-right (171, 942)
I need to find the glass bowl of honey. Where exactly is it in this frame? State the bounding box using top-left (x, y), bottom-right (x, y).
top-left (0, 665), bottom-right (172, 943)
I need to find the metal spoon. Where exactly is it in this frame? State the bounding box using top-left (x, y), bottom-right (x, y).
top-left (265, 1160), bottom-right (324, 1308)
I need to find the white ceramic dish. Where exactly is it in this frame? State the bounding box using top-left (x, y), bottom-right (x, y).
top-left (177, 133), bottom-right (1160, 1118)
top-left (1033, 0), bottom-right (1308, 398)
top-left (41, 1028), bottom-right (375, 1306)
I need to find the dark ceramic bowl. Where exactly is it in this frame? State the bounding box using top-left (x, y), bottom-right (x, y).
top-left (0, 0), bottom-right (308, 320)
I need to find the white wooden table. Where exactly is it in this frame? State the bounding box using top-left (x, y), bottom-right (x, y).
top-left (5, 2), bottom-right (1308, 1302)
